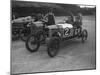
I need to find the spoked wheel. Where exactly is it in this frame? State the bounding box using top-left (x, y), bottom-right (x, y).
top-left (47, 37), bottom-right (60, 57)
top-left (25, 34), bottom-right (40, 52)
top-left (81, 29), bottom-right (88, 42)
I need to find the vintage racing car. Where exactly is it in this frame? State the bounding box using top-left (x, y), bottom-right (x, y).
top-left (12, 16), bottom-right (38, 41)
top-left (25, 21), bottom-right (88, 57)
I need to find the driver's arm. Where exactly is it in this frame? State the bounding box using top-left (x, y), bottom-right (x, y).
top-left (42, 17), bottom-right (48, 22)
top-left (42, 14), bottom-right (48, 22)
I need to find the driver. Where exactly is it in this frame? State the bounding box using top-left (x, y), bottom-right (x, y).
top-left (43, 9), bottom-right (56, 26)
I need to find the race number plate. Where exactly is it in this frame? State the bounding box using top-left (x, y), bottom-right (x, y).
top-left (64, 27), bottom-right (70, 37)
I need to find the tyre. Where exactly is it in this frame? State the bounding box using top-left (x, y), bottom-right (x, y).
top-left (25, 34), bottom-right (40, 52)
top-left (47, 37), bottom-right (60, 57)
top-left (81, 29), bottom-right (88, 42)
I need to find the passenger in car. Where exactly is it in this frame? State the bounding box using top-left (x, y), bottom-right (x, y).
top-left (73, 13), bottom-right (83, 35)
top-left (65, 16), bottom-right (74, 24)
top-left (73, 13), bottom-right (82, 28)
top-left (65, 12), bottom-right (74, 25)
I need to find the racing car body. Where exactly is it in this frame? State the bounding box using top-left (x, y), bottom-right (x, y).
top-left (46, 23), bottom-right (80, 39)
top-left (25, 21), bottom-right (88, 57)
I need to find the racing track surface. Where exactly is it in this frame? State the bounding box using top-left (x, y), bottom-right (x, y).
top-left (11, 16), bottom-right (96, 74)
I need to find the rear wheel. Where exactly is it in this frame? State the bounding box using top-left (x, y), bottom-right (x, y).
top-left (26, 34), bottom-right (40, 52)
top-left (47, 37), bottom-right (60, 57)
top-left (81, 29), bottom-right (88, 42)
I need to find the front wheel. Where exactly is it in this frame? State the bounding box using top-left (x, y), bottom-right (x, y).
top-left (25, 34), bottom-right (40, 52)
top-left (81, 29), bottom-right (88, 42)
top-left (47, 37), bottom-right (60, 57)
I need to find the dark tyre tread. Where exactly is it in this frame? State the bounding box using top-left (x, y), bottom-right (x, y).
top-left (81, 29), bottom-right (88, 43)
top-left (47, 37), bottom-right (60, 57)
top-left (25, 34), bottom-right (40, 52)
